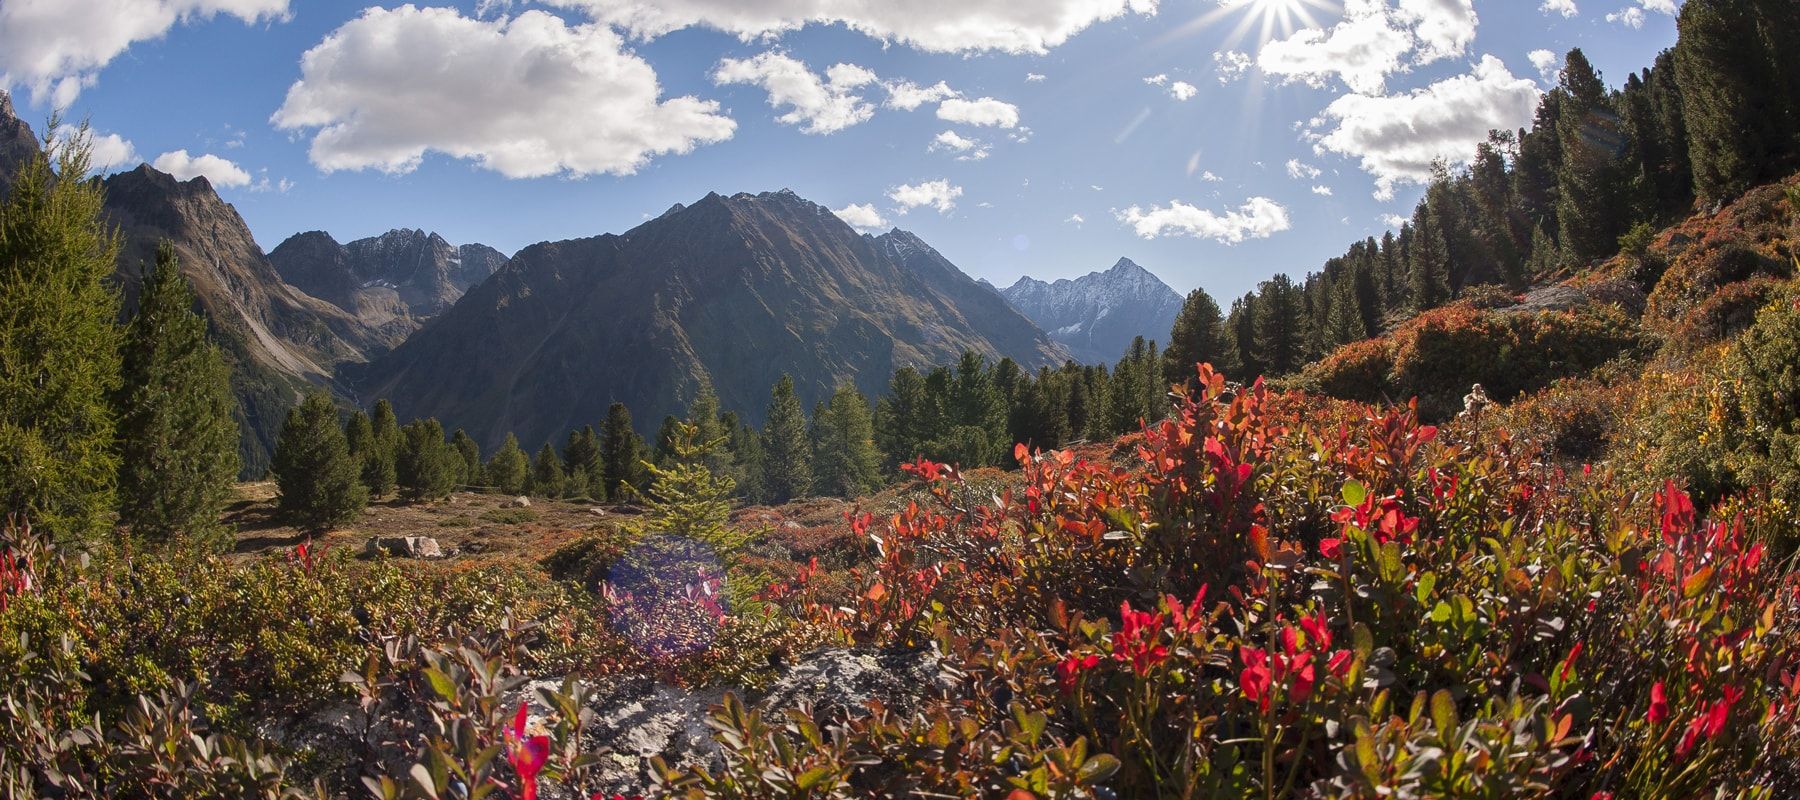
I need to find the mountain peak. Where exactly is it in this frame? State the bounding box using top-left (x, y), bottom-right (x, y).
top-left (999, 258), bottom-right (1183, 364)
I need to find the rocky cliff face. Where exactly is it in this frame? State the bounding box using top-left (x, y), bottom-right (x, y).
top-left (103, 164), bottom-right (401, 474)
top-left (355, 189), bottom-right (1069, 450)
top-left (0, 92), bottom-right (36, 200)
top-left (1001, 257), bottom-right (1184, 363)
top-left (270, 228), bottom-right (507, 326)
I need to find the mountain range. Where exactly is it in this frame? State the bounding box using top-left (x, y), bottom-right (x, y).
top-left (353, 190), bottom-right (1068, 451)
top-left (0, 91), bottom-right (1185, 466)
top-left (1000, 258), bottom-right (1184, 364)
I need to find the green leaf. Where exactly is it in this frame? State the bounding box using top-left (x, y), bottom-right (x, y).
top-left (795, 766), bottom-right (836, 790)
top-left (1077, 754), bottom-right (1122, 785)
top-left (1341, 480), bottom-right (1368, 508)
top-left (1430, 689), bottom-right (1458, 735)
top-left (422, 667), bottom-right (457, 702)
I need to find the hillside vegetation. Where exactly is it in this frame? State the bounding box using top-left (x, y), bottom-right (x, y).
top-left (4, 1), bottom-right (1800, 798)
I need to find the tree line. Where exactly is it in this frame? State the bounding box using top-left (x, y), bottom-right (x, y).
top-left (1160, 2), bottom-right (1800, 383)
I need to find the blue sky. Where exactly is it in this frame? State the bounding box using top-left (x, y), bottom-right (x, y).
top-left (1, 0), bottom-right (1679, 300)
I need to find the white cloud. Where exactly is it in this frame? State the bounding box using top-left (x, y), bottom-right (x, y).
top-left (152, 149), bottom-right (251, 187)
top-left (833, 202), bottom-right (888, 231)
top-left (883, 79), bottom-right (957, 110)
top-left (1258, 0), bottom-right (1476, 95)
top-left (1066, 213), bottom-right (1084, 225)
top-left (1528, 48), bottom-right (1561, 84)
top-left (1540, 0), bottom-right (1577, 17)
top-left (930, 129), bottom-right (989, 160)
top-left (1213, 50), bottom-right (1251, 84)
top-left (1286, 158), bottom-right (1322, 179)
top-left (52, 124), bottom-right (138, 174)
top-left (1145, 74), bottom-right (1198, 100)
top-left (712, 52), bottom-right (876, 134)
top-left (1200, 170), bottom-right (1222, 182)
top-left (1306, 54), bottom-right (1540, 200)
top-left (1312, 185), bottom-right (1333, 196)
top-left (887, 179), bottom-right (962, 214)
top-left (0, 0), bottom-right (290, 105)
top-left (541, 0), bottom-right (1160, 54)
top-left (1381, 212), bottom-right (1409, 227)
top-left (1116, 197), bottom-right (1291, 243)
top-left (1025, 72), bottom-right (1047, 82)
top-left (1609, 0), bottom-right (1676, 25)
top-left (936, 96), bottom-right (1020, 128)
top-left (271, 6), bottom-right (734, 179)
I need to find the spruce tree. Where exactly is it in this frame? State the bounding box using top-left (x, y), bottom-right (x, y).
top-left (364, 399), bottom-right (400, 498)
top-left (451, 428), bottom-right (481, 487)
top-left (1555, 49), bottom-right (1631, 265)
top-left (529, 442), bottom-right (566, 498)
top-left (1409, 202), bottom-right (1451, 310)
top-left (1252, 275), bottom-right (1305, 377)
top-left (563, 426), bottom-right (601, 483)
top-left (271, 392), bottom-right (366, 530)
top-left (0, 122), bottom-right (123, 541)
top-left (601, 402), bottom-right (648, 502)
top-left (760, 374), bottom-right (813, 503)
top-left (1163, 287), bottom-right (1232, 387)
top-left (811, 384), bottom-right (882, 498)
top-left (1675, 0), bottom-right (1787, 203)
top-left (653, 414), bottom-right (683, 468)
top-left (947, 351), bottom-right (1008, 465)
top-left (874, 367), bottom-right (933, 473)
top-left (686, 380), bottom-right (734, 478)
top-left (724, 412), bottom-right (766, 502)
top-left (396, 418), bottom-right (455, 501)
top-left (487, 433), bottom-right (529, 495)
top-left (115, 243), bottom-right (240, 545)
top-left (1227, 294), bottom-right (1263, 380)
top-left (1323, 277), bottom-right (1366, 351)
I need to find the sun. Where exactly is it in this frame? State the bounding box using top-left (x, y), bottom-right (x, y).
top-left (1155, 0), bottom-right (1338, 53)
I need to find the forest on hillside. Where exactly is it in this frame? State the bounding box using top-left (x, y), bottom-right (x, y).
top-left (2, 0), bottom-right (1800, 798)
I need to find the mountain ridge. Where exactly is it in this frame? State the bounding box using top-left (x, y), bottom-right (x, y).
top-left (1000, 256), bottom-right (1184, 363)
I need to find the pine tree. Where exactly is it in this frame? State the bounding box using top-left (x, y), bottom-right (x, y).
top-left (811, 384), bottom-right (882, 498)
top-left (364, 399), bottom-right (399, 498)
top-left (0, 123), bottom-right (123, 541)
top-left (1514, 89), bottom-right (1565, 237)
top-left (1555, 49), bottom-right (1632, 265)
top-left (653, 414), bottom-right (683, 469)
top-left (1227, 294), bottom-right (1264, 380)
top-left (1409, 202), bottom-right (1451, 310)
top-left (724, 412), bottom-right (766, 503)
top-left (396, 418), bottom-right (455, 501)
top-left (451, 428), bottom-right (481, 487)
top-left (529, 442), bottom-right (566, 498)
top-left (1323, 277), bottom-right (1366, 351)
top-left (944, 352), bottom-right (1008, 465)
top-left (487, 433), bottom-right (529, 495)
top-left (1163, 287), bottom-right (1232, 386)
top-left (1252, 275), bottom-right (1305, 377)
top-left (874, 367), bottom-right (934, 473)
top-left (563, 426), bottom-right (601, 485)
top-left (345, 411), bottom-right (375, 474)
top-left (115, 243), bottom-right (240, 545)
top-left (760, 375), bottom-right (813, 503)
top-left (271, 392), bottom-right (367, 530)
top-left (600, 402), bottom-right (648, 502)
top-left (686, 380), bottom-right (735, 478)
top-left (1675, 0), bottom-right (1788, 203)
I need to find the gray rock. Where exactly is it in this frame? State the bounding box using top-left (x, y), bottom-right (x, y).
top-left (364, 535), bottom-right (443, 559)
top-left (505, 496), bottom-right (532, 508)
top-left (757, 647), bottom-right (947, 722)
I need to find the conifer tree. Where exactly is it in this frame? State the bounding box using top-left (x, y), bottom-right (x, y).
top-left (396, 418), bottom-right (455, 501)
top-left (811, 384), bottom-right (882, 498)
top-left (686, 380), bottom-right (734, 477)
top-left (563, 426), bottom-right (601, 484)
top-left (724, 412), bottom-right (766, 503)
top-left (1163, 287), bottom-right (1232, 386)
top-left (364, 399), bottom-right (400, 498)
top-left (345, 410), bottom-right (375, 473)
top-left (271, 392), bottom-right (366, 530)
top-left (1409, 202), bottom-right (1451, 310)
top-left (600, 402), bottom-right (648, 502)
top-left (1252, 275), bottom-right (1305, 377)
top-left (0, 123), bottom-right (123, 541)
top-left (487, 433), bottom-right (529, 495)
top-left (450, 428), bottom-right (481, 487)
top-left (1675, 0), bottom-right (1788, 203)
top-left (653, 414), bottom-right (683, 468)
top-left (1323, 277), bottom-right (1366, 351)
top-left (1555, 49), bottom-right (1631, 265)
top-left (115, 243), bottom-right (241, 545)
top-left (874, 367), bottom-right (934, 473)
top-left (529, 442), bottom-right (566, 498)
top-left (760, 374), bottom-right (813, 503)
top-left (1227, 294), bottom-right (1264, 380)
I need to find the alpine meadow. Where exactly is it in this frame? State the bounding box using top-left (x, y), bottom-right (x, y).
top-left (5, 1), bottom-right (1800, 798)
